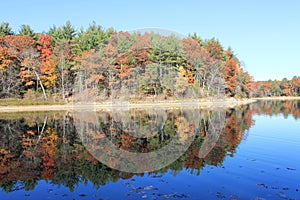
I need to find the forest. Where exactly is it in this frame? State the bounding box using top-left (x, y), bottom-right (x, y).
top-left (1, 21), bottom-right (299, 102)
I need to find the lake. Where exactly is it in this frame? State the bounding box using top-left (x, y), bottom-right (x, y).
top-left (0, 100), bottom-right (299, 200)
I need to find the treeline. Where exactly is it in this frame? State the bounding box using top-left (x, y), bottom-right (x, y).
top-left (0, 21), bottom-right (298, 101)
top-left (0, 21), bottom-right (114, 100)
top-left (253, 77), bottom-right (300, 97)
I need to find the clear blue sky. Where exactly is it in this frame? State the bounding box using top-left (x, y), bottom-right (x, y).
top-left (1, 0), bottom-right (299, 81)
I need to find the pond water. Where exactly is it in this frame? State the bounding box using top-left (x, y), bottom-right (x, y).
top-left (0, 100), bottom-right (299, 200)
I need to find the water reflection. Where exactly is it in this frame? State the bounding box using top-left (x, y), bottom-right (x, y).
top-left (74, 108), bottom-right (228, 173)
top-left (251, 100), bottom-right (300, 119)
top-left (0, 100), bottom-right (299, 193)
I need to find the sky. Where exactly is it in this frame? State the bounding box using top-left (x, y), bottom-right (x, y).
top-left (1, 0), bottom-right (299, 81)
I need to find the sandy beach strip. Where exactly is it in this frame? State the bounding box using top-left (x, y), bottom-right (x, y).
top-left (0, 98), bottom-right (259, 113)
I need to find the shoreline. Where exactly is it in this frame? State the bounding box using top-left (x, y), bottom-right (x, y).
top-left (0, 98), bottom-right (256, 113)
top-left (253, 96), bottom-right (300, 100)
top-left (0, 96), bottom-right (299, 113)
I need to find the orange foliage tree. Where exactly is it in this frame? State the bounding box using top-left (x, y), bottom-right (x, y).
top-left (0, 35), bottom-right (38, 97)
top-left (206, 38), bottom-right (223, 60)
top-left (223, 59), bottom-right (240, 96)
top-left (291, 76), bottom-right (300, 95)
top-left (37, 34), bottom-right (57, 88)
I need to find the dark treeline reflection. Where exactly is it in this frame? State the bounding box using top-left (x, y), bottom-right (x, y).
top-left (0, 100), bottom-right (299, 192)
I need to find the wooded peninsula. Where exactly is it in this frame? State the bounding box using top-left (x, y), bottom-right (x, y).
top-left (1, 21), bottom-right (299, 105)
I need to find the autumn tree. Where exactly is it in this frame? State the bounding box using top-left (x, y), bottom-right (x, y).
top-left (190, 32), bottom-right (205, 47)
top-left (98, 32), bottom-right (131, 100)
top-left (47, 22), bottom-right (77, 100)
top-left (101, 36), bottom-right (119, 98)
top-left (223, 59), bottom-right (240, 96)
top-left (114, 32), bottom-right (139, 100)
top-left (0, 36), bottom-right (20, 97)
top-left (0, 35), bottom-right (46, 98)
top-left (262, 81), bottom-right (272, 97)
top-left (291, 76), bottom-right (300, 96)
top-left (0, 36), bottom-right (12, 70)
top-left (205, 38), bottom-right (224, 60)
top-left (174, 66), bottom-right (189, 98)
top-left (140, 63), bottom-right (161, 96)
top-left (37, 34), bottom-right (57, 89)
top-left (53, 39), bottom-right (75, 100)
top-left (235, 71), bottom-right (254, 98)
top-left (280, 78), bottom-right (293, 96)
top-left (74, 49), bottom-right (104, 101)
top-left (182, 37), bottom-right (203, 97)
top-left (19, 48), bottom-right (44, 94)
top-left (116, 32), bottom-right (137, 54)
top-left (130, 33), bottom-right (150, 51)
top-left (198, 47), bottom-right (225, 97)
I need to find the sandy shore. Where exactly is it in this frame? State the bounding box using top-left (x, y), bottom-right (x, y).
top-left (2, 96), bottom-right (299, 113)
top-left (0, 98), bottom-right (257, 113)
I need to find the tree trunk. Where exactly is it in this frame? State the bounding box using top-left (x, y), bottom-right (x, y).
top-left (61, 56), bottom-right (65, 100)
top-left (34, 71), bottom-right (48, 100)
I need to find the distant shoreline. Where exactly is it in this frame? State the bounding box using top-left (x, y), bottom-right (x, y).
top-left (253, 96), bottom-right (300, 100)
top-left (0, 96), bottom-right (299, 113)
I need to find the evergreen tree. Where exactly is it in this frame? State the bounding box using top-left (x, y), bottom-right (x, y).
top-left (0, 22), bottom-right (12, 36)
top-left (18, 24), bottom-right (37, 40)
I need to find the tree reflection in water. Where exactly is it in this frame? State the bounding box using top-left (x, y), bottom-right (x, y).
top-left (0, 100), bottom-right (299, 192)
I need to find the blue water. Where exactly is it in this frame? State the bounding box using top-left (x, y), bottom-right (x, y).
top-left (1, 108), bottom-right (300, 199)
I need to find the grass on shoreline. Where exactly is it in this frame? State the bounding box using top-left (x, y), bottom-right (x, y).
top-left (0, 98), bottom-right (66, 107)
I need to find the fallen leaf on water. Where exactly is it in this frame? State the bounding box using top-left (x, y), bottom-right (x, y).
top-left (256, 183), bottom-right (268, 188)
top-left (286, 167), bottom-right (296, 171)
top-left (144, 185), bottom-right (158, 191)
